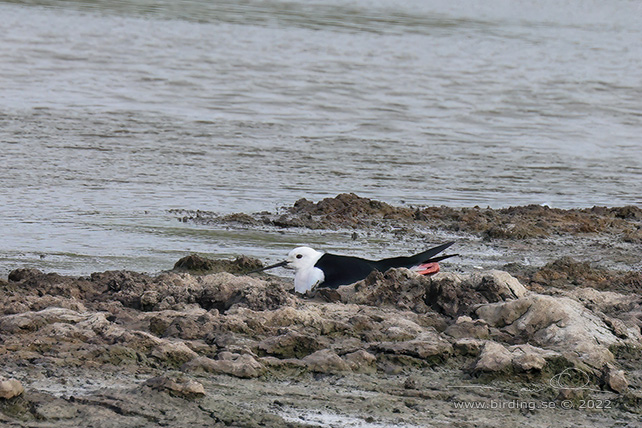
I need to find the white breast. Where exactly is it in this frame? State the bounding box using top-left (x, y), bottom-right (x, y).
top-left (294, 267), bottom-right (325, 293)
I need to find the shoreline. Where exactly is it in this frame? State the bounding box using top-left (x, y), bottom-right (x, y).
top-left (4, 194), bottom-right (641, 279)
top-left (2, 194), bottom-right (642, 426)
top-left (171, 194), bottom-right (642, 280)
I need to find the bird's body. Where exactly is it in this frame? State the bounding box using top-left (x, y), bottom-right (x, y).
top-left (257, 242), bottom-right (456, 293)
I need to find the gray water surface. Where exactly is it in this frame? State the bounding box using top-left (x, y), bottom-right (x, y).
top-left (1, 0), bottom-right (641, 275)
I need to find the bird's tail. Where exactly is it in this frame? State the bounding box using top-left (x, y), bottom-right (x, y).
top-left (375, 241), bottom-right (457, 271)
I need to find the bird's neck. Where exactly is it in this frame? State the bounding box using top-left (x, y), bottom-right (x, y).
top-left (294, 266), bottom-right (325, 293)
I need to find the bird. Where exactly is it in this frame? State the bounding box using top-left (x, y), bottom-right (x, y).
top-left (254, 241), bottom-right (457, 294)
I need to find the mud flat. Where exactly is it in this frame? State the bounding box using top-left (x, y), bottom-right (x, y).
top-left (175, 193), bottom-right (642, 272)
top-left (3, 195), bottom-right (642, 427)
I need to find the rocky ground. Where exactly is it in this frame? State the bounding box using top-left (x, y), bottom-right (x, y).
top-left (2, 194), bottom-right (642, 427)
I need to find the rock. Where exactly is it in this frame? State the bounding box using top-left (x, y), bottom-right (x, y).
top-left (453, 338), bottom-right (486, 356)
top-left (473, 341), bottom-right (513, 373)
top-left (339, 269), bottom-right (528, 319)
top-left (197, 273), bottom-right (296, 312)
top-left (313, 288), bottom-right (342, 302)
top-left (200, 195), bottom-right (642, 245)
top-left (531, 257), bottom-right (613, 289)
top-left (143, 375), bottom-right (206, 398)
top-left (602, 365), bottom-right (628, 393)
top-left (90, 270), bottom-right (155, 303)
top-left (161, 311), bottom-right (218, 340)
top-left (257, 331), bottom-right (323, 358)
top-left (341, 268), bottom-right (432, 313)
top-left (472, 270), bottom-right (529, 300)
top-left (3, 195), bottom-right (642, 425)
top-left (381, 317), bottom-right (425, 341)
top-left (511, 351), bottom-right (546, 371)
top-left (427, 271), bottom-right (527, 317)
top-left (32, 399), bottom-right (81, 420)
top-left (259, 356), bottom-right (307, 371)
top-left (509, 344), bottom-right (560, 372)
top-left (0, 307), bottom-right (86, 334)
top-left (173, 254), bottom-right (263, 275)
top-left (150, 340), bottom-right (199, 367)
top-left (510, 255), bottom-right (642, 294)
top-left (403, 376), bottom-right (420, 390)
top-left (476, 294), bottom-right (621, 369)
top-left (210, 332), bottom-right (258, 355)
top-left (303, 349), bottom-right (351, 374)
top-left (86, 270), bottom-right (295, 313)
top-left (373, 331), bottom-right (452, 365)
top-left (283, 193), bottom-right (411, 229)
top-left (601, 315), bottom-right (632, 339)
top-left (343, 350), bottom-right (377, 372)
top-left (471, 342), bottom-right (560, 373)
top-left (0, 378), bottom-right (24, 399)
top-left (567, 287), bottom-right (640, 313)
top-left (567, 287), bottom-right (642, 339)
top-left (1, 250), bottom-right (640, 427)
top-left (182, 354), bottom-right (264, 378)
top-left (444, 316), bottom-right (490, 339)
top-left (8, 268), bottom-right (44, 282)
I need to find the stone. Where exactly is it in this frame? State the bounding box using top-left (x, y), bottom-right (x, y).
top-left (476, 294), bottom-right (621, 369)
top-left (257, 331), bottom-right (323, 358)
top-left (197, 273), bottom-right (296, 312)
top-left (182, 354), bottom-right (264, 378)
top-left (444, 316), bottom-right (490, 339)
top-left (381, 317), bottom-right (425, 341)
top-left (473, 341), bottom-right (513, 373)
top-left (602, 366), bottom-right (628, 393)
top-left (568, 287), bottom-right (639, 313)
top-left (340, 268), bottom-right (432, 313)
top-left (472, 270), bottom-right (529, 300)
top-left (173, 253), bottom-right (265, 275)
top-left (2, 195), bottom-right (641, 427)
top-left (0, 307), bottom-right (85, 334)
top-left (150, 340), bottom-right (199, 367)
top-left (343, 349), bottom-right (377, 371)
top-left (32, 400), bottom-right (80, 420)
top-left (7, 268), bottom-right (44, 282)
top-left (0, 378), bottom-right (24, 399)
top-left (259, 356), bottom-right (307, 370)
top-left (509, 344), bottom-right (560, 372)
top-left (1, 252), bottom-right (639, 428)
top-left (426, 271), bottom-right (528, 317)
top-left (373, 332), bottom-right (452, 364)
top-left (143, 376), bottom-right (206, 398)
top-left (512, 352), bottom-right (546, 371)
top-left (452, 338), bottom-right (486, 356)
top-left (303, 349), bottom-right (351, 374)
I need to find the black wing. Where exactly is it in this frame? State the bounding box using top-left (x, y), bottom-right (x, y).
top-left (314, 253), bottom-right (378, 289)
top-left (315, 242), bottom-right (456, 289)
top-left (374, 241), bottom-right (456, 271)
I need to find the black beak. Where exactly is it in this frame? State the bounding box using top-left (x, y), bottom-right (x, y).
top-left (248, 260), bottom-right (288, 274)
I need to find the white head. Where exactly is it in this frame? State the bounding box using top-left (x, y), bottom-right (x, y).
top-left (285, 246), bottom-right (324, 272)
top-left (255, 246), bottom-right (325, 293)
top-left (285, 247), bottom-right (325, 293)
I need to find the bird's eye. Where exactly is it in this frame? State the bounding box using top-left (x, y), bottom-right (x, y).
top-left (296, 254), bottom-right (303, 259)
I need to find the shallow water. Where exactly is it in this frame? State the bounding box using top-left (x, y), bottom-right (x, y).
top-left (1, 0), bottom-right (641, 275)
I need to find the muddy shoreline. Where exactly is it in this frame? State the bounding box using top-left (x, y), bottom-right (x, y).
top-left (175, 193), bottom-right (642, 241)
top-left (2, 195), bottom-right (642, 427)
top-left (174, 193), bottom-right (642, 271)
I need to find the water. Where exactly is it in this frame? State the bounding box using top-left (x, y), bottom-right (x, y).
top-left (1, 0), bottom-right (641, 276)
